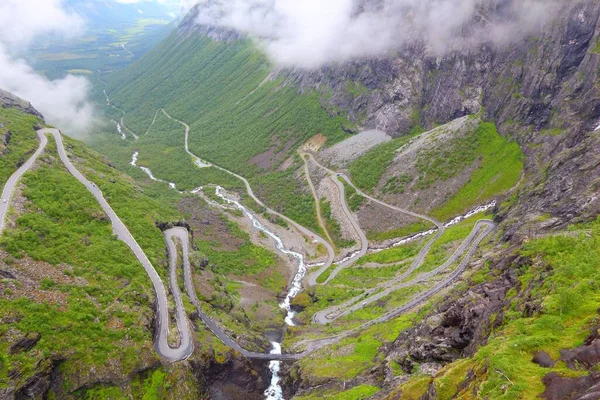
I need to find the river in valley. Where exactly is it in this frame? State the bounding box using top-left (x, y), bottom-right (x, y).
top-left (213, 186), bottom-right (305, 400)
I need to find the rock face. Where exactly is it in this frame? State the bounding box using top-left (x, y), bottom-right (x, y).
top-left (281, 0), bottom-right (600, 231)
top-left (10, 333), bottom-right (41, 355)
top-left (181, 0), bottom-right (600, 233)
top-left (0, 89), bottom-right (43, 119)
top-left (384, 257), bottom-right (518, 374)
top-left (541, 373), bottom-right (600, 400)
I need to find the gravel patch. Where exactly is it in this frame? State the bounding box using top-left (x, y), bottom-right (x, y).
top-left (320, 129), bottom-right (392, 168)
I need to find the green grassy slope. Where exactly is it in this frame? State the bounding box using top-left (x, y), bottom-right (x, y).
top-left (0, 107), bottom-right (41, 188)
top-left (348, 121), bottom-right (523, 222)
top-left (0, 139), bottom-right (161, 394)
top-left (0, 104), bottom-right (290, 397)
top-left (431, 122), bottom-right (523, 220)
top-left (392, 217), bottom-right (600, 400)
top-left (94, 31), bottom-right (351, 231)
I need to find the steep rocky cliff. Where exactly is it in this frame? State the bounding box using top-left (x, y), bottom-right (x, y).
top-left (279, 0), bottom-right (600, 232)
top-left (0, 90), bottom-right (43, 120)
top-left (178, 0), bottom-right (600, 232)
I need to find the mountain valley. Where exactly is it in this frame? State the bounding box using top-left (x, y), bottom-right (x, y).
top-left (1, 1), bottom-right (600, 399)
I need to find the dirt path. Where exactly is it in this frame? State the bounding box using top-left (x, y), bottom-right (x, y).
top-left (301, 153), bottom-right (335, 249)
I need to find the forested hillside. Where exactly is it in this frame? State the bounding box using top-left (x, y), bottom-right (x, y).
top-left (0, 91), bottom-right (282, 399)
top-left (97, 22), bottom-right (352, 231)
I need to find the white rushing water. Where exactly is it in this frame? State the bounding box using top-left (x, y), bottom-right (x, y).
top-left (443, 200), bottom-right (497, 228)
top-left (595, 121), bottom-right (600, 131)
top-left (121, 43), bottom-right (134, 58)
top-left (334, 250), bottom-right (361, 265)
top-left (112, 120), bottom-right (126, 140)
top-left (130, 151), bottom-right (177, 189)
top-left (265, 342), bottom-right (283, 400)
top-left (213, 186), bottom-right (306, 400)
top-left (369, 200), bottom-right (497, 254)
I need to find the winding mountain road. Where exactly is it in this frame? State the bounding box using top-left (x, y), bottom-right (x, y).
top-left (303, 157), bottom-right (369, 285)
top-left (1, 129), bottom-right (193, 362)
top-left (83, 102), bottom-right (497, 360)
top-left (159, 109), bottom-right (336, 272)
top-left (303, 153), bottom-right (446, 286)
top-left (125, 110), bottom-right (495, 356)
top-left (0, 130), bottom-right (48, 234)
top-left (300, 154), bottom-right (334, 247)
top-left (164, 227), bottom-right (302, 360)
top-left (49, 128), bottom-right (193, 361)
top-left (313, 220), bottom-right (495, 324)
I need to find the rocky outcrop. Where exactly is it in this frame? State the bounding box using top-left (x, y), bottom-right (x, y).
top-left (560, 339), bottom-right (600, 369)
top-left (10, 333), bottom-right (41, 355)
top-left (541, 372), bottom-right (600, 400)
top-left (280, 0), bottom-right (600, 232)
top-left (0, 89), bottom-right (43, 119)
top-left (177, 4), bottom-right (243, 43)
top-left (384, 257), bottom-right (517, 374)
top-left (532, 351), bottom-right (556, 368)
top-left (539, 330), bottom-right (600, 399)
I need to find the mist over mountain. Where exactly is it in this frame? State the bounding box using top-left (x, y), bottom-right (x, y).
top-left (193, 0), bottom-right (557, 68)
top-left (2, 1), bottom-right (600, 400)
top-left (0, 0), bottom-right (95, 134)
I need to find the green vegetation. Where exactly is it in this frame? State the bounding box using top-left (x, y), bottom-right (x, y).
top-left (321, 199), bottom-right (355, 249)
top-left (395, 376), bottom-right (432, 399)
top-left (366, 221), bottom-right (434, 242)
top-left (195, 218), bottom-right (278, 276)
top-left (399, 217), bottom-right (600, 399)
top-left (0, 120), bottom-right (289, 394)
top-left (251, 164), bottom-right (322, 232)
top-left (348, 134), bottom-right (417, 192)
top-left (315, 264), bottom-right (335, 284)
top-left (298, 309), bottom-right (425, 380)
top-left (92, 33), bottom-right (352, 232)
top-left (0, 107), bottom-right (41, 188)
top-left (345, 80), bottom-right (370, 98)
top-left (591, 38), bottom-right (600, 54)
top-left (73, 367), bottom-right (203, 399)
top-left (356, 240), bottom-right (422, 266)
top-left (539, 127), bottom-right (564, 136)
top-left (0, 140), bottom-right (158, 392)
top-left (122, 111), bottom-right (243, 191)
top-left (332, 262), bottom-right (412, 290)
top-left (296, 384), bottom-right (380, 399)
top-left (339, 285), bottom-right (426, 324)
top-left (348, 121), bottom-right (522, 222)
top-left (407, 216), bottom-right (481, 279)
top-left (425, 122), bottom-right (523, 220)
top-left (382, 173), bottom-right (412, 194)
top-left (339, 177), bottom-right (364, 212)
top-left (65, 136), bottom-right (181, 273)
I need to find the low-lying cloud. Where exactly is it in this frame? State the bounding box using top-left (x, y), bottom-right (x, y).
top-left (0, 0), bottom-right (96, 134)
top-left (0, 48), bottom-right (95, 133)
top-left (194, 0), bottom-right (557, 69)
